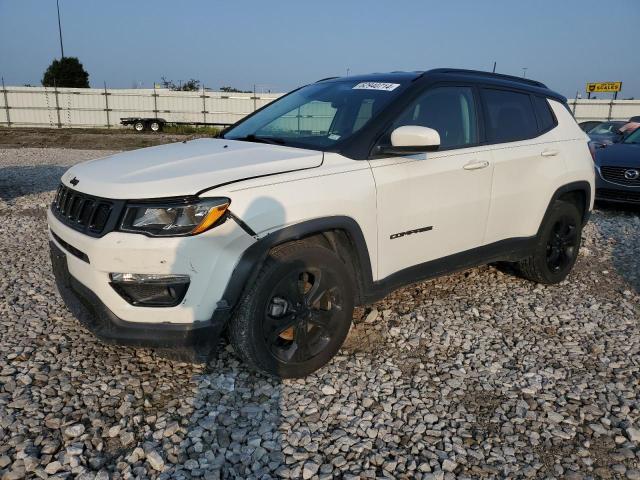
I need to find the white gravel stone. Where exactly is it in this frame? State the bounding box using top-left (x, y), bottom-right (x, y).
top-left (63, 424), bottom-right (85, 438)
top-left (321, 385), bottom-right (337, 395)
top-left (44, 461), bottom-right (63, 474)
top-left (303, 461), bottom-right (319, 479)
top-left (146, 450), bottom-right (164, 471)
top-left (626, 427), bottom-right (640, 443)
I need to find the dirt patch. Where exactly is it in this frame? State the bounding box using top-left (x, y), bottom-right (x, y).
top-left (342, 324), bottom-right (386, 355)
top-left (572, 254), bottom-right (632, 301)
top-left (12, 207), bottom-right (48, 219)
top-left (460, 390), bottom-right (507, 439)
top-left (0, 127), bottom-right (215, 150)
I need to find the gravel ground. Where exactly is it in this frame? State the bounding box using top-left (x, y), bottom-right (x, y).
top-left (0, 128), bottom-right (206, 151)
top-left (1, 148), bottom-right (639, 480)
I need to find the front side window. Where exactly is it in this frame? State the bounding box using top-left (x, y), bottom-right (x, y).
top-left (483, 89), bottom-right (538, 143)
top-left (390, 86), bottom-right (478, 149)
top-left (622, 128), bottom-right (640, 144)
top-left (224, 80), bottom-right (408, 150)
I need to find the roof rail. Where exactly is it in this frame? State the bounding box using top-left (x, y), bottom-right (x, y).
top-left (315, 76), bottom-right (340, 83)
top-left (427, 68), bottom-right (547, 88)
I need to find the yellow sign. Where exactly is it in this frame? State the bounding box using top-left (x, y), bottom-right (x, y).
top-left (586, 82), bottom-right (622, 93)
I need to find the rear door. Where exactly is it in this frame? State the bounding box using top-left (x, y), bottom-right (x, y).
top-left (481, 89), bottom-right (565, 244)
top-left (368, 85), bottom-right (494, 280)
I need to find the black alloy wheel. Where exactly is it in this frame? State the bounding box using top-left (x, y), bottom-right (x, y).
top-left (228, 241), bottom-right (355, 378)
top-left (264, 268), bottom-right (344, 364)
top-left (545, 215), bottom-right (578, 273)
top-left (516, 200), bottom-right (583, 284)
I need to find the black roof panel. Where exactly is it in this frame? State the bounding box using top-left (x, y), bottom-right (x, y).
top-left (316, 71), bottom-right (423, 84)
top-left (317, 68), bottom-right (565, 102)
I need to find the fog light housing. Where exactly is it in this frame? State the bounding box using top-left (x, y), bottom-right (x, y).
top-left (109, 273), bottom-right (190, 307)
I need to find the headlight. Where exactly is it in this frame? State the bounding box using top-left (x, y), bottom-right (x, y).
top-left (121, 198), bottom-right (230, 236)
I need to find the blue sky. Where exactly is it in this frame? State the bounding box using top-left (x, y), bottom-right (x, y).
top-left (1, 0), bottom-right (639, 98)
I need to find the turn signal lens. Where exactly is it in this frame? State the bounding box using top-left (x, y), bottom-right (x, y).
top-left (191, 202), bottom-right (230, 235)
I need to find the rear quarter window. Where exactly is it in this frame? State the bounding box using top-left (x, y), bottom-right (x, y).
top-left (482, 89), bottom-right (539, 143)
top-left (532, 96), bottom-right (557, 133)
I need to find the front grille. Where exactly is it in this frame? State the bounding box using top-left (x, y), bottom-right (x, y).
top-left (600, 166), bottom-right (640, 186)
top-left (52, 185), bottom-right (123, 237)
top-left (596, 188), bottom-right (640, 203)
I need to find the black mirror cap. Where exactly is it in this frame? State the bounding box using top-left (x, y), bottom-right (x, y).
top-left (374, 144), bottom-right (440, 156)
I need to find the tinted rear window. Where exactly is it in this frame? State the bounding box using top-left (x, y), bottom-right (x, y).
top-left (483, 89), bottom-right (538, 143)
top-left (532, 96), bottom-right (556, 132)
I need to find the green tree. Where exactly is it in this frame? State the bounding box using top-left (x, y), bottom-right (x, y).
top-left (42, 57), bottom-right (89, 88)
top-left (220, 86), bottom-right (251, 93)
top-left (178, 79), bottom-right (200, 91)
top-left (159, 77), bottom-right (201, 91)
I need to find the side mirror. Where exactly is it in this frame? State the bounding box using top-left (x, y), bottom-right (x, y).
top-left (378, 126), bottom-right (441, 155)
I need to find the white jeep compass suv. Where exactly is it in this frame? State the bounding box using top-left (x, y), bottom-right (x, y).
top-left (48, 69), bottom-right (595, 377)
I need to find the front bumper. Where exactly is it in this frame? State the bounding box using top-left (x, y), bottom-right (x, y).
top-left (595, 169), bottom-right (640, 204)
top-left (50, 241), bottom-right (223, 354)
top-left (47, 207), bottom-right (255, 325)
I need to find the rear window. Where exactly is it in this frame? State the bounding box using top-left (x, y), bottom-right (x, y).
top-left (482, 89), bottom-right (538, 143)
top-left (532, 96), bottom-right (556, 133)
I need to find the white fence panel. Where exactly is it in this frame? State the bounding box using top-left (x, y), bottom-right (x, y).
top-left (1, 85), bottom-right (639, 129)
top-left (0, 86), bottom-right (284, 129)
top-left (570, 99), bottom-right (640, 122)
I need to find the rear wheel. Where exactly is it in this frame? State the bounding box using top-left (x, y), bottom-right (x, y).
top-left (149, 120), bottom-right (162, 132)
top-left (228, 241), bottom-right (354, 378)
top-left (517, 201), bottom-right (582, 284)
top-left (133, 121), bottom-right (145, 132)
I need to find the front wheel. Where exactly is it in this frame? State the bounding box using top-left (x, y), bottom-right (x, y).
top-left (516, 200), bottom-right (583, 284)
top-left (228, 241), bottom-right (354, 378)
top-left (133, 121), bottom-right (145, 132)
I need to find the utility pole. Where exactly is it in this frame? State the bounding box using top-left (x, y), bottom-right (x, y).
top-left (492, 62), bottom-right (496, 73)
top-left (56, 0), bottom-right (65, 58)
top-left (346, 68), bottom-right (350, 77)
top-left (522, 67), bottom-right (528, 78)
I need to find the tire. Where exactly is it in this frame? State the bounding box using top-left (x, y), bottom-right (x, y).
top-left (228, 241), bottom-right (355, 378)
top-left (516, 200), bottom-right (582, 284)
top-left (149, 120), bottom-right (162, 132)
top-left (133, 121), bottom-right (145, 132)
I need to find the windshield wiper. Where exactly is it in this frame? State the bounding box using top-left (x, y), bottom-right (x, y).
top-left (234, 134), bottom-right (287, 145)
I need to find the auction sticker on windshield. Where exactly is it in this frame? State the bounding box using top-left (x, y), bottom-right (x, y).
top-left (352, 82), bottom-right (400, 91)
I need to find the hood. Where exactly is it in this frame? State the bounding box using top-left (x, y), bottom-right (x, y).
top-left (595, 142), bottom-right (640, 168)
top-left (61, 138), bottom-right (323, 199)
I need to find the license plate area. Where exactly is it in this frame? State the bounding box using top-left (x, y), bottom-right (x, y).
top-left (50, 242), bottom-right (71, 288)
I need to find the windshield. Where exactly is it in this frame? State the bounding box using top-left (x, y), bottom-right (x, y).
top-left (623, 128), bottom-right (640, 144)
top-left (223, 80), bottom-right (408, 150)
top-left (588, 122), bottom-right (622, 134)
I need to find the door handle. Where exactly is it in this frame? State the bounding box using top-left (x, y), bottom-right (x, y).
top-left (541, 149), bottom-right (559, 157)
top-left (463, 160), bottom-right (490, 170)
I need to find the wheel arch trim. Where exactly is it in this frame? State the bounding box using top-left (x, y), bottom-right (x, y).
top-left (540, 181), bottom-right (592, 234)
top-left (213, 216), bottom-right (374, 324)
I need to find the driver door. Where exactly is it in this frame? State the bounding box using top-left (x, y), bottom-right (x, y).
top-left (368, 85), bottom-right (494, 280)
